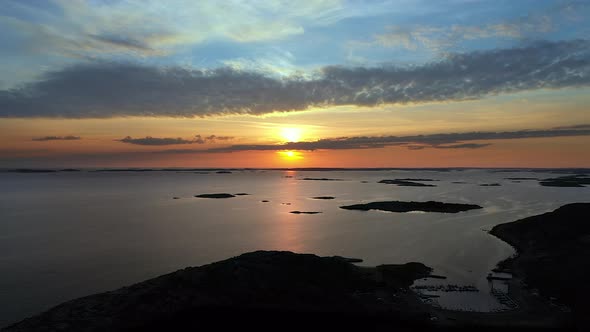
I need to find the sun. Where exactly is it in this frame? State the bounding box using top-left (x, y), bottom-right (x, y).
top-left (278, 150), bottom-right (303, 160)
top-left (280, 127), bottom-right (302, 142)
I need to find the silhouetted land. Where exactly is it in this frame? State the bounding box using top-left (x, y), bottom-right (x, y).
top-left (490, 203), bottom-right (590, 329)
top-left (539, 175), bottom-right (590, 187)
top-left (3, 251), bottom-right (434, 332)
top-left (300, 177), bottom-right (343, 181)
top-left (6, 168), bottom-right (58, 173)
top-left (479, 183), bottom-right (501, 186)
top-left (340, 201), bottom-right (483, 213)
top-left (195, 193), bottom-right (236, 199)
top-left (311, 196), bottom-right (335, 200)
top-left (396, 178), bottom-right (439, 181)
top-left (379, 179), bottom-right (437, 187)
top-left (289, 211), bottom-right (322, 214)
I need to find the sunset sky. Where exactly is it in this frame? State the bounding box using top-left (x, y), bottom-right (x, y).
top-left (1, 0), bottom-right (589, 168)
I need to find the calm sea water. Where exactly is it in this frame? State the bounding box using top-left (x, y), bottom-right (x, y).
top-left (0, 169), bottom-right (588, 325)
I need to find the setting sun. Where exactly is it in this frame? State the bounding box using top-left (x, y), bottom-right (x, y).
top-left (278, 150), bottom-right (303, 161)
top-left (280, 127), bottom-right (302, 142)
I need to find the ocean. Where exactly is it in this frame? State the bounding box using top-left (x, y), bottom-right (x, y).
top-left (0, 168), bottom-right (588, 326)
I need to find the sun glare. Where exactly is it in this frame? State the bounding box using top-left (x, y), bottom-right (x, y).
top-left (278, 150), bottom-right (302, 160)
top-left (280, 127), bottom-right (302, 142)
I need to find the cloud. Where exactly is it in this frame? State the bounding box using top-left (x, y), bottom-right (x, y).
top-left (373, 9), bottom-right (554, 52)
top-left (118, 136), bottom-right (196, 146)
top-left (1, 39), bottom-right (589, 118)
top-left (0, 0), bottom-right (351, 60)
top-left (198, 128), bottom-right (590, 153)
top-left (431, 143), bottom-right (491, 149)
top-left (205, 135), bottom-right (234, 141)
top-left (552, 124), bottom-right (590, 130)
top-left (32, 135), bottom-right (80, 141)
top-left (117, 135), bottom-right (233, 145)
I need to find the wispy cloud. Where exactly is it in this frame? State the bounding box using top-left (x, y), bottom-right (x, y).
top-left (372, 6), bottom-right (554, 52)
top-left (32, 135), bottom-right (80, 141)
top-left (197, 127), bottom-right (590, 153)
top-left (0, 0), bottom-right (351, 60)
top-left (1, 39), bottom-right (589, 118)
top-left (117, 136), bottom-right (196, 146)
top-left (552, 124), bottom-right (590, 130)
top-left (117, 135), bottom-right (234, 146)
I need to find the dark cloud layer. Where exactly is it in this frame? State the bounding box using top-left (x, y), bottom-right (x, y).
top-left (118, 135), bottom-right (234, 145)
top-left (200, 128), bottom-right (590, 153)
top-left (553, 124), bottom-right (590, 130)
top-left (118, 136), bottom-right (196, 145)
top-left (32, 135), bottom-right (81, 141)
top-left (1, 40), bottom-right (589, 118)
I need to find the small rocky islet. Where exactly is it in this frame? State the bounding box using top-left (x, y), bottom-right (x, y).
top-left (300, 177), bottom-right (343, 181)
top-left (538, 175), bottom-right (590, 187)
top-left (340, 200), bottom-right (483, 213)
top-left (378, 179), bottom-right (437, 187)
top-left (195, 193), bottom-right (236, 199)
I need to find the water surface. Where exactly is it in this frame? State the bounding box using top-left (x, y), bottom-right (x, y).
top-left (0, 169), bottom-right (588, 325)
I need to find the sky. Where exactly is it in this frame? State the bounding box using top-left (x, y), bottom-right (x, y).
top-left (0, 0), bottom-right (589, 168)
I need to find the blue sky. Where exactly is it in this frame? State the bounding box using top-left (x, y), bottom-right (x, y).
top-left (1, 0), bottom-right (589, 88)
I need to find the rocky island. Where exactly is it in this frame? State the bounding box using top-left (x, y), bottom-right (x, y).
top-left (311, 196), bottom-right (335, 200)
top-left (340, 201), bottom-right (483, 213)
top-left (300, 177), bottom-right (343, 181)
top-left (195, 193), bottom-right (236, 199)
top-left (539, 175), bottom-right (590, 187)
top-left (3, 251), bottom-right (433, 331)
top-left (378, 179), bottom-right (437, 187)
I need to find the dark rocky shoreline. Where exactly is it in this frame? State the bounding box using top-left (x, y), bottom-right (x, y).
top-left (3, 251), bottom-right (433, 331)
top-left (490, 203), bottom-right (590, 329)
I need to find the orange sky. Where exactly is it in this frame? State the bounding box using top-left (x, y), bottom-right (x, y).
top-left (1, 89), bottom-right (589, 168)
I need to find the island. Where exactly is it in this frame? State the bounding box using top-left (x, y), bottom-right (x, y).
top-left (538, 175), bottom-right (590, 187)
top-left (311, 196), bottom-right (335, 200)
top-left (479, 183), bottom-right (501, 186)
top-left (340, 201), bottom-right (483, 213)
top-left (490, 203), bottom-right (590, 329)
top-left (395, 178), bottom-right (438, 182)
top-left (195, 193), bottom-right (236, 199)
top-left (378, 179), bottom-right (437, 187)
top-left (289, 211), bottom-right (322, 214)
top-left (3, 251), bottom-right (433, 331)
top-left (300, 177), bottom-right (343, 181)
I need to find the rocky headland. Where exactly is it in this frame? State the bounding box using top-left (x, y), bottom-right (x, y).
top-left (3, 251), bottom-right (433, 331)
